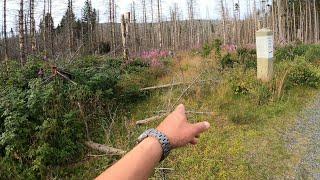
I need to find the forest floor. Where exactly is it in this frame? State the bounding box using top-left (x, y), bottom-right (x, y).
top-left (286, 93), bottom-right (320, 179)
top-left (51, 51), bottom-right (319, 179)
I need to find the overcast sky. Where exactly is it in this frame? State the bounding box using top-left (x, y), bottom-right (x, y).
top-left (0, 0), bottom-right (257, 32)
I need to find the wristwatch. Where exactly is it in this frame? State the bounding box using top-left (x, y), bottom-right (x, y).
top-left (137, 128), bottom-right (171, 161)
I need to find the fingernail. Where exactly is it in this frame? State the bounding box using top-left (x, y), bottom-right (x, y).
top-left (176, 104), bottom-right (185, 113)
top-left (203, 122), bottom-right (210, 129)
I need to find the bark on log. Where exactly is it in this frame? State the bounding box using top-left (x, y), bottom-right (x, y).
top-left (136, 114), bottom-right (166, 125)
top-left (140, 80), bottom-right (220, 91)
top-left (136, 111), bottom-right (217, 126)
top-left (140, 82), bottom-right (185, 91)
top-left (85, 141), bottom-right (126, 155)
top-left (155, 110), bottom-right (215, 115)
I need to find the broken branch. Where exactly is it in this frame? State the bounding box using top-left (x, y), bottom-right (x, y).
top-left (140, 79), bottom-right (219, 91)
top-left (154, 110), bottom-right (215, 115)
top-left (135, 114), bottom-right (167, 125)
top-left (85, 141), bottom-right (126, 155)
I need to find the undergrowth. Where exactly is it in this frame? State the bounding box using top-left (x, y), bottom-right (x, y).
top-left (0, 42), bottom-right (320, 179)
top-left (0, 56), bottom-right (171, 179)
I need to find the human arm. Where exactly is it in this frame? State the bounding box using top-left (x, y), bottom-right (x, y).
top-left (96, 104), bottom-right (210, 180)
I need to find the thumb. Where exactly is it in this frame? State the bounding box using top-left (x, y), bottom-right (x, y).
top-left (175, 104), bottom-right (186, 114)
top-left (191, 121), bottom-right (210, 136)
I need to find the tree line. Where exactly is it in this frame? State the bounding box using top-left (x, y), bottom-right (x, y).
top-left (1, 0), bottom-right (320, 66)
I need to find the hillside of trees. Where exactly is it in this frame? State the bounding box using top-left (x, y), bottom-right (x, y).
top-left (1, 0), bottom-right (320, 63)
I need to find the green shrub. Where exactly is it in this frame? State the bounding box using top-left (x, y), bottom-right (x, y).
top-left (292, 44), bottom-right (310, 56)
top-left (255, 84), bottom-right (272, 105)
top-left (228, 105), bottom-right (258, 124)
top-left (233, 85), bottom-right (249, 95)
top-left (221, 53), bottom-right (234, 69)
top-left (236, 47), bottom-right (257, 70)
top-left (0, 56), bottom-right (169, 178)
top-left (275, 44), bottom-right (310, 61)
top-left (287, 57), bottom-right (320, 88)
top-left (201, 43), bottom-right (212, 57)
top-left (213, 39), bottom-right (222, 56)
top-left (275, 45), bottom-right (295, 61)
top-left (305, 45), bottom-right (320, 62)
top-left (228, 68), bottom-right (272, 106)
top-left (201, 39), bottom-right (222, 58)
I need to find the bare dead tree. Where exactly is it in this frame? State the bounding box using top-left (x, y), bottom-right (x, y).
top-left (43, 0), bottom-right (47, 54)
top-left (30, 0), bottom-right (36, 53)
top-left (157, 0), bottom-right (162, 49)
top-left (121, 12), bottom-right (130, 60)
top-left (3, 0), bottom-right (9, 63)
top-left (314, 0), bottom-right (319, 43)
top-left (19, 0), bottom-right (26, 65)
top-left (109, 0), bottom-right (116, 56)
top-left (219, 0), bottom-right (227, 45)
top-left (68, 0), bottom-right (74, 54)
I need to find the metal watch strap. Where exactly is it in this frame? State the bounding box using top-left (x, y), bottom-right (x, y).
top-left (137, 128), bottom-right (171, 161)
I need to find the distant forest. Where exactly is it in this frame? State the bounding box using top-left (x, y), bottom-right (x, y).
top-left (1, 0), bottom-right (320, 65)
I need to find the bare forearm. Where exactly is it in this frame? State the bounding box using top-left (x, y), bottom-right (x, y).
top-left (96, 104), bottom-right (210, 179)
top-left (96, 137), bottom-right (162, 180)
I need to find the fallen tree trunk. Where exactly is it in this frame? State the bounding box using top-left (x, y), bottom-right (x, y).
top-left (154, 110), bottom-right (215, 115)
top-left (136, 111), bottom-right (217, 125)
top-left (136, 114), bottom-right (167, 125)
top-left (140, 80), bottom-right (220, 91)
top-left (140, 82), bottom-right (185, 91)
top-left (85, 141), bottom-right (126, 155)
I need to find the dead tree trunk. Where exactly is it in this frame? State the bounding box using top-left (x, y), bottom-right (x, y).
top-left (85, 141), bottom-right (126, 155)
top-left (157, 0), bottom-right (162, 49)
top-left (293, 1), bottom-right (296, 41)
top-left (43, 0), bottom-right (47, 54)
top-left (220, 0), bottom-right (227, 45)
top-left (48, 0), bottom-right (54, 57)
top-left (30, 0), bottom-right (36, 53)
top-left (121, 13), bottom-right (130, 60)
top-left (150, 0), bottom-right (155, 48)
top-left (111, 0), bottom-right (116, 55)
top-left (19, 0), bottom-right (26, 65)
top-left (305, 0), bottom-right (308, 43)
top-left (142, 0), bottom-right (147, 47)
top-left (24, 15), bottom-right (28, 53)
top-left (314, 0), bottom-right (319, 42)
top-left (68, 0), bottom-right (74, 55)
top-left (3, 0), bottom-right (8, 63)
top-left (131, 1), bottom-right (138, 54)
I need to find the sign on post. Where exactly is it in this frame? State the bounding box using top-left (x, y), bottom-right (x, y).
top-left (256, 28), bottom-right (274, 82)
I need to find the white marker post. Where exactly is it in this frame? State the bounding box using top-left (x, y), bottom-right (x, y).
top-left (256, 29), bottom-right (274, 82)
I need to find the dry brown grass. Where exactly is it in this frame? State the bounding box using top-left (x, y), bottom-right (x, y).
top-left (159, 52), bottom-right (218, 85)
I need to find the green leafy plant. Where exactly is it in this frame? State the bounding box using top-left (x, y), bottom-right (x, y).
top-left (201, 39), bottom-right (222, 58)
top-left (305, 45), bottom-right (320, 63)
top-left (201, 43), bottom-right (213, 57)
top-left (288, 63), bottom-right (320, 88)
top-left (221, 53), bottom-right (234, 69)
top-left (0, 56), bottom-right (170, 178)
top-left (275, 44), bottom-right (310, 61)
top-left (236, 47), bottom-right (256, 70)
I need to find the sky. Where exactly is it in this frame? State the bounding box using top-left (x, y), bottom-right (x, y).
top-left (0, 0), bottom-right (256, 33)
